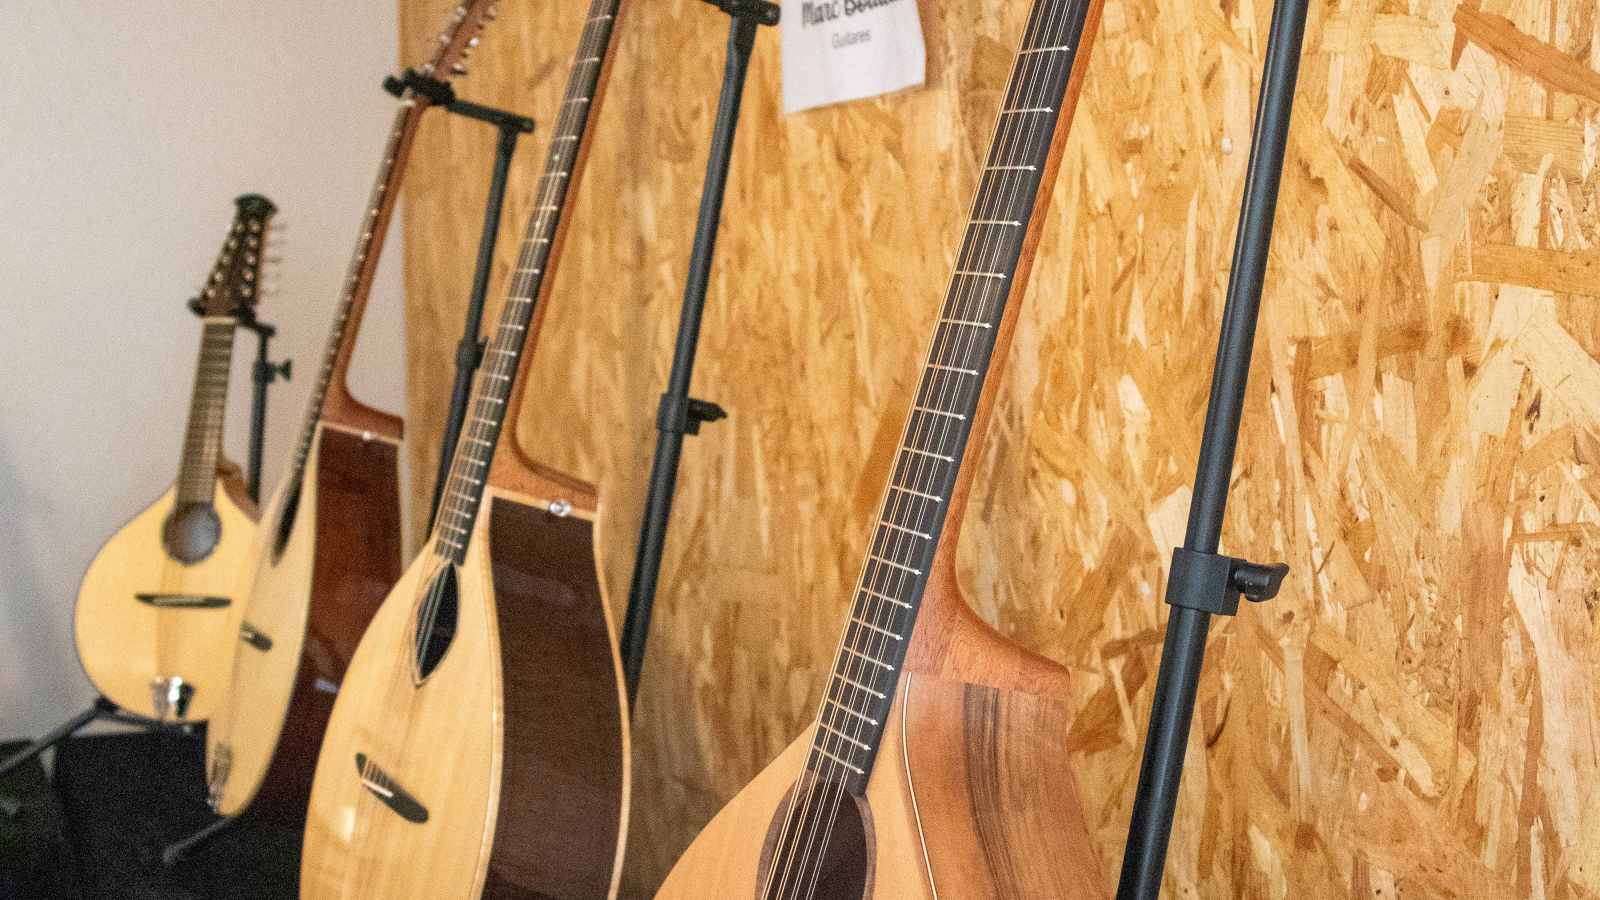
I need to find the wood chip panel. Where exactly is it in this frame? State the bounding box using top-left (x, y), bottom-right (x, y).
top-left (399, 0), bottom-right (1600, 895)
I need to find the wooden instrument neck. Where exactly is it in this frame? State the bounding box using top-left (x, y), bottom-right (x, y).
top-left (175, 318), bottom-right (240, 505)
top-left (433, 0), bottom-right (625, 551)
top-left (802, 0), bottom-right (1104, 794)
top-left (286, 101), bottom-right (422, 478)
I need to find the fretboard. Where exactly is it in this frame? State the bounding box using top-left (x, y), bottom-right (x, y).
top-left (429, 0), bottom-right (621, 564)
top-left (807, 0), bottom-right (1098, 794)
top-left (284, 99), bottom-right (420, 486)
top-left (176, 319), bottom-right (240, 504)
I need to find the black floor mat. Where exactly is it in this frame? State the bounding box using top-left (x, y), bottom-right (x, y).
top-left (0, 739), bottom-right (78, 900)
top-left (47, 729), bottom-right (299, 900)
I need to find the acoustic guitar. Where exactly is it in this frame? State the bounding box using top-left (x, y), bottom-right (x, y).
top-left (300, 2), bottom-right (630, 897)
top-left (653, 0), bottom-right (1108, 896)
top-left (75, 194), bottom-right (276, 723)
top-left (204, 0), bottom-right (500, 825)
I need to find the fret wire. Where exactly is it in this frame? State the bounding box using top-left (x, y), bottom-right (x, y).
top-left (811, 0), bottom-right (1091, 762)
top-left (430, 0), bottom-right (620, 559)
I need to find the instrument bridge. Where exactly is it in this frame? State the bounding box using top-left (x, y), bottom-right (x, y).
top-left (354, 753), bottom-right (428, 823)
top-left (135, 592), bottom-right (232, 609)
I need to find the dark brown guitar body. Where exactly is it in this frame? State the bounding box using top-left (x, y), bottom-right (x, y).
top-left (484, 493), bottom-right (627, 898)
top-left (245, 425), bottom-right (404, 822)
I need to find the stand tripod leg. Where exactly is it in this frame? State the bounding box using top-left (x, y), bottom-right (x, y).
top-left (618, 3), bottom-right (773, 704)
top-left (160, 814), bottom-right (238, 866)
top-left (0, 698), bottom-right (114, 777)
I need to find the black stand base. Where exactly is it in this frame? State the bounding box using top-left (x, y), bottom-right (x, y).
top-left (160, 813), bottom-right (237, 867)
top-left (0, 697), bottom-right (194, 778)
top-left (617, 0), bottom-right (778, 704)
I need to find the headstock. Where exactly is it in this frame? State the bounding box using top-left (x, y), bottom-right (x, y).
top-left (195, 193), bottom-right (276, 318)
top-left (420, 0), bottom-right (500, 84)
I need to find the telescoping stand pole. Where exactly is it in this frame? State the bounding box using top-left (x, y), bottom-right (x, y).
top-left (380, 70), bottom-right (537, 530)
top-left (241, 312), bottom-right (291, 504)
top-left (618, 0), bottom-right (778, 704)
top-left (1114, 0), bottom-right (1308, 896)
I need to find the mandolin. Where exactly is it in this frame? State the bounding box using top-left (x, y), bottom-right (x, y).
top-left (300, 1), bottom-right (630, 897)
top-left (204, 0), bottom-right (502, 827)
top-left (75, 194), bottom-right (276, 723)
top-left (653, 0), bottom-right (1108, 896)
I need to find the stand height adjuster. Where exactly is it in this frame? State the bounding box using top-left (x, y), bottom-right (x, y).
top-left (656, 393), bottom-right (727, 436)
top-left (456, 336), bottom-right (486, 371)
top-left (1165, 548), bottom-right (1288, 617)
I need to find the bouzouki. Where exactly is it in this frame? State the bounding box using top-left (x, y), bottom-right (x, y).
top-left (75, 194), bottom-right (275, 723)
top-left (301, 2), bottom-right (630, 897)
top-left (654, 0), bottom-right (1107, 896)
top-left (204, 1), bottom-right (501, 823)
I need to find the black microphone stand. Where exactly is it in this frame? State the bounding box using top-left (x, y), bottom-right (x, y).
top-left (1114, 0), bottom-right (1308, 895)
top-left (381, 70), bottom-right (538, 531)
top-left (618, 0), bottom-right (779, 704)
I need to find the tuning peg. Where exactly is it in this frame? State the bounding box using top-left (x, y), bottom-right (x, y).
top-left (452, 63), bottom-right (469, 75)
top-left (468, 36), bottom-right (479, 47)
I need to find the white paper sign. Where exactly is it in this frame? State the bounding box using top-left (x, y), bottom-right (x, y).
top-left (781, 0), bottom-right (925, 113)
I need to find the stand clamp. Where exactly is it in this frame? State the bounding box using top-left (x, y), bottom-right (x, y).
top-left (700, 0), bottom-right (781, 25)
top-left (255, 355), bottom-right (292, 386)
top-left (1165, 549), bottom-right (1287, 617)
top-left (456, 336), bottom-right (486, 371)
top-left (656, 394), bottom-right (728, 436)
top-left (384, 69), bottom-right (536, 134)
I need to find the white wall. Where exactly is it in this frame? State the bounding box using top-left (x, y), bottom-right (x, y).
top-left (0, 2), bottom-right (408, 740)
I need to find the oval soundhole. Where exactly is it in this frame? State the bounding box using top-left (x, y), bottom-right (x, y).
top-left (413, 564), bottom-right (459, 682)
top-left (162, 502), bottom-right (222, 564)
top-left (757, 776), bottom-right (873, 900)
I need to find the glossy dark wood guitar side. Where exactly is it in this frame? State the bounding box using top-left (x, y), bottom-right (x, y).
top-left (655, 0), bottom-right (1109, 895)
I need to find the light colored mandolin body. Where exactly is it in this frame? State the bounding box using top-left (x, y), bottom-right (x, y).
top-left (209, 431), bottom-right (322, 816)
top-left (654, 579), bottom-right (1106, 900)
top-left (208, 422), bottom-right (405, 820)
top-left (302, 479), bottom-right (629, 900)
top-left (75, 479), bottom-right (256, 722)
top-left (301, 522), bottom-right (499, 900)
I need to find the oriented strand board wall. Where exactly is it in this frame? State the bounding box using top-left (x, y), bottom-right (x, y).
top-left (400, 0), bottom-right (1600, 896)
